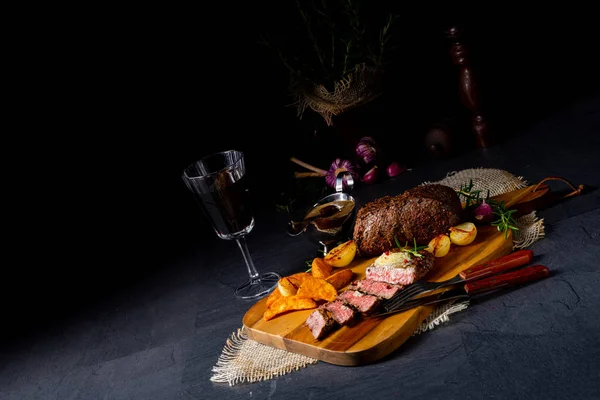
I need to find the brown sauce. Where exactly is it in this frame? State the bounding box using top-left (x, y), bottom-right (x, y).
top-left (304, 200), bottom-right (355, 233)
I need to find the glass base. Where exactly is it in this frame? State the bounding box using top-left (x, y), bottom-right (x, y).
top-left (235, 272), bottom-right (281, 300)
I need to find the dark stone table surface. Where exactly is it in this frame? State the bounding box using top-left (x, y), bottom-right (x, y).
top-left (1, 95), bottom-right (599, 399)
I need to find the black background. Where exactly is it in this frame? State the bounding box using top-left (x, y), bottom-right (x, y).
top-left (4, 3), bottom-right (599, 334)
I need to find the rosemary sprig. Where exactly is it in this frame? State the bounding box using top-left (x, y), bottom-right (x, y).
top-left (456, 179), bottom-right (483, 209)
top-left (395, 236), bottom-right (427, 258)
top-left (489, 200), bottom-right (520, 239)
top-left (456, 180), bottom-right (520, 239)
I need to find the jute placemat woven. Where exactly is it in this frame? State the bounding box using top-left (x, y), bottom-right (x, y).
top-left (211, 168), bottom-right (545, 386)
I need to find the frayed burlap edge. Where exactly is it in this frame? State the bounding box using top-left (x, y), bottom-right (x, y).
top-left (210, 328), bottom-right (318, 386)
top-left (424, 167), bottom-right (529, 196)
top-left (296, 63), bottom-right (383, 126)
top-left (412, 300), bottom-right (470, 335)
top-left (513, 211), bottom-right (545, 249)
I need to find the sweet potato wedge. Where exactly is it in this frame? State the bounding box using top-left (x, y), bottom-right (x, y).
top-left (296, 275), bottom-right (338, 302)
top-left (325, 268), bottom-right (355, 291)
top-left (263, 296), bottom-right (318, 321)
top-left (265, 286), bottom-right (283, 308)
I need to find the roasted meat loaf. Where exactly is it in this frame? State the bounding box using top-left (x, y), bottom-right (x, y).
top-left (353, 184), bottom-right (462, 257)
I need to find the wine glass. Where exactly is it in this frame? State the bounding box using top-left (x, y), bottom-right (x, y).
top-left (182, 149), bottom-right (280, 299)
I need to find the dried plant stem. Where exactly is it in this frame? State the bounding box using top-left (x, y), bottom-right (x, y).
top-left (295, 172), bottom-right (324, 178)
top-left (290, 157), bottom-right (327, 176)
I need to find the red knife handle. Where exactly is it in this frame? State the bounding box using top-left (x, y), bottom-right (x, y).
top-left (464, 264), bottom-right (550, 294)
top-left (459, 249), bottom-right (534, 282)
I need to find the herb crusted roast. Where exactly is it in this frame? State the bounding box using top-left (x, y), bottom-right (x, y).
top-left (352, 184), bottom-right (462, 257)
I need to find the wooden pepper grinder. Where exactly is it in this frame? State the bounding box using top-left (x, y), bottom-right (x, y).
top-left (447, 26), bottom-right (492, 148)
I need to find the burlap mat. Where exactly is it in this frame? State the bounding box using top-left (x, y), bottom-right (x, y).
top-left (296, 63), bottom-right (383, 126)
top-left (211, 168), bottom-right (545, 386)
top-left (426, 168), bottom-right (545, 249)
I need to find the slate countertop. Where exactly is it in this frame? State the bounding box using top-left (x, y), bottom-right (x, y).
top-left (1, 96), bottom-right (599, 400)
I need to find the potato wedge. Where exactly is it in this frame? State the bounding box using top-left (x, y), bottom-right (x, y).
top-left (324, 240), bottom-right (357, 267)
top-left (278, 272), bottom-right (311, 296)
top-left (265, 286), bottom-right (283, 308)
top-left (325, 268), bottom-right (355, 291)
top-left (263, 296), bottom-right (317, 321)
top-left (296, 275), bottom-right (338, 302)
top-left (311, 257), bottom-right (333, 279)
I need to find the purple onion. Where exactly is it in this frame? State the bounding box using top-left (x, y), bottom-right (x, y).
top-left (325, 158), bottom-right (358, 189)
top-left (473, 200), bottom-right (494, 224)
top-left (386, 161), bottom-right (405, 178)
top-left (361, 165), bottom-right (380, 184)
top-left (355, 137), bottom-right (379, 165)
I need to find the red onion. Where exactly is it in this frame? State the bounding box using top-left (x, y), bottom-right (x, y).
top-left (361, 165), bottom-right (380, 184)
top-left (355, 137), bottom-right (380, 165)
top-left (386, 162), bottom-right (405, 178)
top-left (473, 200), bottom-right (494, 224)
top-left (325, 158), bottom-right (358, 189)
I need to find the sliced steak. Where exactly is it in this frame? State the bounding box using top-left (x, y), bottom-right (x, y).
top-left (348, 279), bottom-right (403, 299)
top-left (366, 249), bottom-right (435, 285)
top-left (322, 300), bottom-right (358, 325)
top-left (337, 290), bottom-right (381, 314)
top-left (306, 308), bottom-right (338, 340)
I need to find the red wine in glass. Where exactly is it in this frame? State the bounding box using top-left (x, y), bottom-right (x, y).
top-left (183, 150), bottom-right (280, 299)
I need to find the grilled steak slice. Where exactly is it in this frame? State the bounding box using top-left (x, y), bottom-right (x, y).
top-left (306, 308), bottom-right (338, 340)
top-left (323, 300), bottom-right (358, 325)
top-left (366, 249), bottom-right (435, 285)
top-left (337, 290), bottom-right (381, 314)
top-left (353, 184), bottom-right (461, 256)
top-left (347, 279), bottom-right (403, 300)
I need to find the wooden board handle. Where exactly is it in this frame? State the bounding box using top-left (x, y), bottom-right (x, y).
top-left (459, 249), bottom-right (533, 281)
top-left (464, 265), bottom-right (550, 294)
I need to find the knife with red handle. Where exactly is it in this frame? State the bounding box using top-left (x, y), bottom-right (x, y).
top-left (459, 249), bottom-right (534, 282)
top-left (464, 264), bottom-right (550, 294)
top-left (374, 264), bottom-right (550, 317)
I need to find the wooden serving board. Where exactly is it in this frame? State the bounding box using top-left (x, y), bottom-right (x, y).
top-left (242, 184), bottom-right (550, 366)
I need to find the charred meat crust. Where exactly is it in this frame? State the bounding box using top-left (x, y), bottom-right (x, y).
top-left (353, 194), bottom-right (409, 257)
top-left (353, 184), bottom-right (461, 257)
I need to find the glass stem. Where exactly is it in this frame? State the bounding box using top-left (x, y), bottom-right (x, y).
top-left (236, 236), bottom-right (260, 283)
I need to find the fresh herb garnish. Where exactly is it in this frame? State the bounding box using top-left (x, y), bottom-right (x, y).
top-left (456, 179), bottom-right (485, 208)
top-left (457, 181), bottom-right (519, 239)
top-left (489, 200), bottom-right (520, 239)
top-left (395, 236), bottom-right (427, 258)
